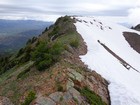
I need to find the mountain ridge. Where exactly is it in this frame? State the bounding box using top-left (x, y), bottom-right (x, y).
top-left (0, 16), bottom-right (110, 105)
top-left (1, 15), bottom-right (140, 105)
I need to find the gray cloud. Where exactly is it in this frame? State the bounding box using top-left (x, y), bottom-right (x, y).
top-left (0, 0), bottom-right (140, 22)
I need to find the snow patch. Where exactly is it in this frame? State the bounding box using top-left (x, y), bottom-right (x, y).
top-left (74, 16), bottom-right (140, 105)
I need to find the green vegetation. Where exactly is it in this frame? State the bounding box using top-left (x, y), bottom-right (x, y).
top-left (73, 97), bottom-right (79, 104)
top-left (48, 26), bottom-right (60, 38)
top-left (60, 96), bottom-right (63, 101)
top-left (21, 91), bottom-right (36, 105)
top-left (57, 84), bottom-right (64, 92)
top-left (16, 48), bottom-right (24, 57)
top-left (0, 56), bottom-right (8, 75)
top-left (55, 16), bottom-right (71, 25)
top-left (63, 16), bottom-right (69, 22)
top-left (79, 87), bottom-right (106, 105)
top-left (32, 41), bottom-right (63, 71)
top-left (0, 45), bottom-right (33, 75)
top-left (0, 56), bottom-right (17, 75)
top-left (17, 67), bottom-right (30, 79)
top-left (70, 39), bottom-right (79, 48)
top-left (26, 37), bottom-right (37, 45)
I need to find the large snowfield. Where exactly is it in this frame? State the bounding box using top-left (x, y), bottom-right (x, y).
top-left (74, 16), bottom-right (140, 105)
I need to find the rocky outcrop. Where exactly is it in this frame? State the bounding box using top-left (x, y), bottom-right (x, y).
top-left (123, 32), bottom-right (140, 54)
top-left (34, 88), bottom-right (87, 105)
top-left (33, 65), bottom-right (110, 105)
top-left (84, 71), bottom-right (110, 104)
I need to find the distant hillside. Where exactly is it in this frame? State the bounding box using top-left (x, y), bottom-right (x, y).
top-left (0, 19), bottom-right (53, 55)
top-left (0, 19), bottom-right (52, 36)
top-left (131, 24), bottom-right (140, 31)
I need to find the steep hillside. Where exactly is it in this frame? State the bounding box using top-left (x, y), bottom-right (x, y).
top-left (0, 16), bottom-right (110, 105)
top-left (74, 16), bottom-right (140, 105)
top-left (0, 20), bottom-right (52, 55)
top-left (0, 19), bottom-right (50, 35)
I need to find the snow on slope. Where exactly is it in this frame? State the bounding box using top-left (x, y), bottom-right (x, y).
top-left (74, 16), bottom-right (140, 105)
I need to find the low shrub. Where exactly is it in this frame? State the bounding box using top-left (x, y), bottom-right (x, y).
top-left (48, 26), bottom-right (60, 38)
top-left (16, 48), bottom-right (24, 57)
top-left (79, 87), bottom-right (106, 105)
top-left (70, 39), bottom-right (79, 48)
top-left (57, 84), bottom-right (63, 92)
top-left (36, 58), bottom-right (52, 71)
top-left (20, 53), bottom-right (31, 63)
top-left (26, 37), bottom-right (37, 45)
top-left (21, 91), bottom-right (36, 105)
top-left (63, 16), bottom-right (69, 22)
top-left (32, 41), bottom-right (63, 71)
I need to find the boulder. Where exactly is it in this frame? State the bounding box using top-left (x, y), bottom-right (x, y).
top-left (35, 97), bottom-right (56, 105)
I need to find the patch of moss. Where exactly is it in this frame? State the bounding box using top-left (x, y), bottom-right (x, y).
top-left (79, 87), bottom-right (106, 105)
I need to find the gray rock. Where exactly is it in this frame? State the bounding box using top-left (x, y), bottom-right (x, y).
top-left (35, 97), bottom-right (56, 105)
top-left (63, 91), bottom-right (73, 101)
top-left (68, 87), bottom-right (80, 96)
top-left (68, 87), bottom-right (83, 104)
top-left (66, 78), bottom-right (74, 90)
top-left (89, 76), bottom-right (98, 84)
top-left (0, 96), bottom-right (14, 105)
top-left (49, 92), bottom-right (63, 102)
top-left (59, 101), bottom-right (67, 105)
top-left (67, 68), bottom-right (84, 82)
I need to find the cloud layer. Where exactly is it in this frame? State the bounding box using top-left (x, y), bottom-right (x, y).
top-left (0, 0), bottom-right (140, 24)
top-left (128, 7), bottom-right (140, 25)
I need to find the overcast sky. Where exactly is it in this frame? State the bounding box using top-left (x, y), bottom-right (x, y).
top-left (0, 0), bottom-right (140, 25)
